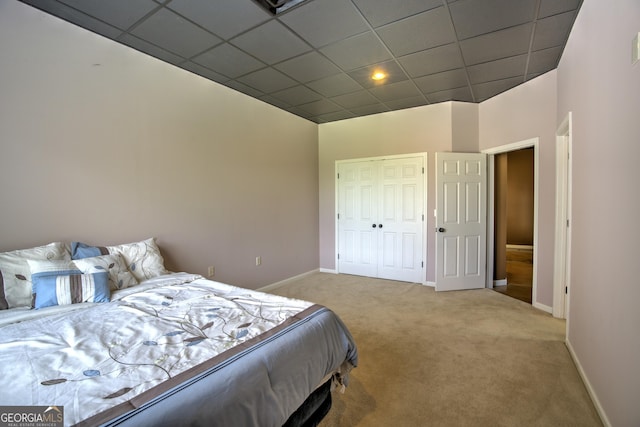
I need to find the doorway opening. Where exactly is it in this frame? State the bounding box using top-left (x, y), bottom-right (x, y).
top-left (483, 138), bottom-right (539, 308)
top-left (493, 148), bottom-right (534, 304)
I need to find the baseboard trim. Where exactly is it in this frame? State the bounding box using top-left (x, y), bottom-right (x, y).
top-left (319, 268), bottom-right (337, 274)
top-left (493, 279), bottom-right (507, 287)
top-left (565, 339), bottom-right (612, 427)
top-left (533, 302), bottom-right (552, 314)
top-left (506, 244), bottom-right (534, 251)
top-left (258, 269), bottom-right (319, 292)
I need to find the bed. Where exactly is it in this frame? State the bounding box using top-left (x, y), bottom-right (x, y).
top-left (0, 239), bottom-right (358, 426)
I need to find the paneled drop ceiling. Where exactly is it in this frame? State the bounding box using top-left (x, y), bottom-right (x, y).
top-left (19, 0), bottom-right (582, 123)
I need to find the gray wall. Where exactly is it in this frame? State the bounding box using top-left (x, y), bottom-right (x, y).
top-left (0, 1), bottom-right (319, 290)
top-left (479, 70), bottom-right (558, 307)
top-left (557, 0), bottom-right (640, 425)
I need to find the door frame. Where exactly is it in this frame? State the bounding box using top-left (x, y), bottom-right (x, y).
top-left (335, 152), bottom-right (428, 285)
top-left (553, 112), bottom-right (572, 320)
top-left (482, 138), bottom-right (542, 311)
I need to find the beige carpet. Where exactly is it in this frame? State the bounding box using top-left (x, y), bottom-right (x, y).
top-left (269, 272), bottom-right (602, 427)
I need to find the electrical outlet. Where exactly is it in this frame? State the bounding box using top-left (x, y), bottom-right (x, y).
top-left (255, 256), bottom-right (261, 266)
top-left (207, 266), bottom-right (215, 277)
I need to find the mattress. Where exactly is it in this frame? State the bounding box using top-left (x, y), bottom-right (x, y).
top-left (0, 273), bottom-right (358, 426)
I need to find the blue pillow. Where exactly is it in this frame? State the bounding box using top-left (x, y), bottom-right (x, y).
top-left (32, 270), bottom-right (110, 309)
top-left (71, 242), bottom-right (109, 260)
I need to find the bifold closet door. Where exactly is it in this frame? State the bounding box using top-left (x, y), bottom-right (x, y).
top-left (337, 157), bottom-right (424, 283)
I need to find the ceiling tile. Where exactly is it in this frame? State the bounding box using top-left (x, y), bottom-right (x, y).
top-left (119, 33), bottom-right (186, 65)
top-left (58, 0), bottom-right (158, 30)
top-left (284, 106), bottom-right (317, 121)
top-left (298, 99), bottom-right (343, 116)
top-left (131, 8), bottom-right (221, 58)
top-left (448, 0), bottom-right (537, 40)
top-left (275, 51), bottom-right (341, 83)
top-left (348, 60), bottom-right (409, 89)
top-left (376, 7), bottom-right (456, 57)
top-left (369, 80), bottom-right (422, 102)
top-left (467, 54), bottom-right (527, 84)
top-left (224, 80), bottom-right (265, 98)
top-left (331, 90), bottom-right (378, 109)
top-left (180, 61), bottom-right (229, 83)
top-left (320, 32), bottom-right (392, 71)
top-left (532, 11), bottom-right (577, 51)
top-left (306, 73), bottom-right (363, 97)
top-left (279, 0), bottom-right (370, 48)
top-left (427, 86), bottom-right (474, 103)
top-left (349, 103), bottom-right (390, 116)
top-left (22, 0), bottom-right (123, 38)
top-left (193, 43), bottom-right (264, 78)
top-left (231, 20), bottom-right (310, 64)
top-left (459, 23), bottom-right (533, 65)
top-left (167, 0), bottom-right (270, 39)
top-left (538, 0), bottom-right (582, 19)
top-left (472, 76), bottom-right (522, 102)
top-left (236, 67), bottom-right (298, 93)
top-left (271, 85), bottom-right (323, 106)
top-left (315, 110), bottom-right (356, 123)
top-left (414, 68), bottom-right (469, 95)
top-left (351, 0), bottom-right (443, 28)
top-left (527, 46), bottom-right (563, 75)
top-left (384, 96), bottom-right (428, 110)
top-left (259, 95), bottom-right (292, 110)
top-left (398, 43), bottom-right (464, 78)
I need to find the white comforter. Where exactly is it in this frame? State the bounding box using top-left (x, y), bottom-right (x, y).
top-left (0, 273), bottom-right (357, 426)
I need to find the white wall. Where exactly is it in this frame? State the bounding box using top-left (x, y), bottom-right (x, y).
top-left (557, 0), bottom-right (640, 425)
top-left (0, 0), bottom-right (319, 289)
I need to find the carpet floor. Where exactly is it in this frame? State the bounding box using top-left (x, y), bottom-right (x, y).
top-left (269, 272), bottom-right (602, 427)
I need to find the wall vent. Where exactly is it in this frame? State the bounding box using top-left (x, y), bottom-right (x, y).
top-left (252, 0), bottom-right (309, 15)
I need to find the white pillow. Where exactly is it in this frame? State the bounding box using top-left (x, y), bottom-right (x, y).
top-left (71, 238), bottom-right (169, 282)
top-left (0, 242), bottom-right (70, 309)
top-left (73, 253), bottom-right (139, 290)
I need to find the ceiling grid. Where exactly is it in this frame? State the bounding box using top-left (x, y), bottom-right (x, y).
top-left (18, 0), bottom-right (582, 123)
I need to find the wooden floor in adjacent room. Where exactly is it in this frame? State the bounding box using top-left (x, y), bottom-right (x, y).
top-left (494, 247), bottom-right (533, 304)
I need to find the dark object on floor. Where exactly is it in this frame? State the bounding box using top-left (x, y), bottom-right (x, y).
top-left (283, 379), bottom-right (333, 427)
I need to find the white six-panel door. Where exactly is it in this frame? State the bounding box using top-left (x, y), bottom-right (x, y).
top-left (435, 152), bottom-right (487, 291)
top-left (337, 161), bottom-right (378, 278)
top-left (338, 156), bottom-right (424, 283)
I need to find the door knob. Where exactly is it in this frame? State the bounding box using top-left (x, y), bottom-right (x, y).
top-left (372, 224), bottom-right (377, 228)
top-left (379, 224), bottom-right (383, 228)
top-left (437, 227), bottom-right (445, 232)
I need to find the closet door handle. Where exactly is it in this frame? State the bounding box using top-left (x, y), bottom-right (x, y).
top-left (378, 224), bottom-right (383, 228)
top-left (437, 227), bottom-right (446, 232)
top-left (372, 224), bottom-right (377, 228)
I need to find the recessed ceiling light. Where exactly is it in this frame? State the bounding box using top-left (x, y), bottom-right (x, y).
top-left (371, 71), bottom-right (387, 81)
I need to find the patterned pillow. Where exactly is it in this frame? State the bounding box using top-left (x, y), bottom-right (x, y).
top-left (73, 253), bottom-right (138, 290)
top-left (72, 238), bottom-right (169, 282)
top-left (0, 242), bottom-right (70, 309)
top-left (31, 269), bottom-right (110, 309)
